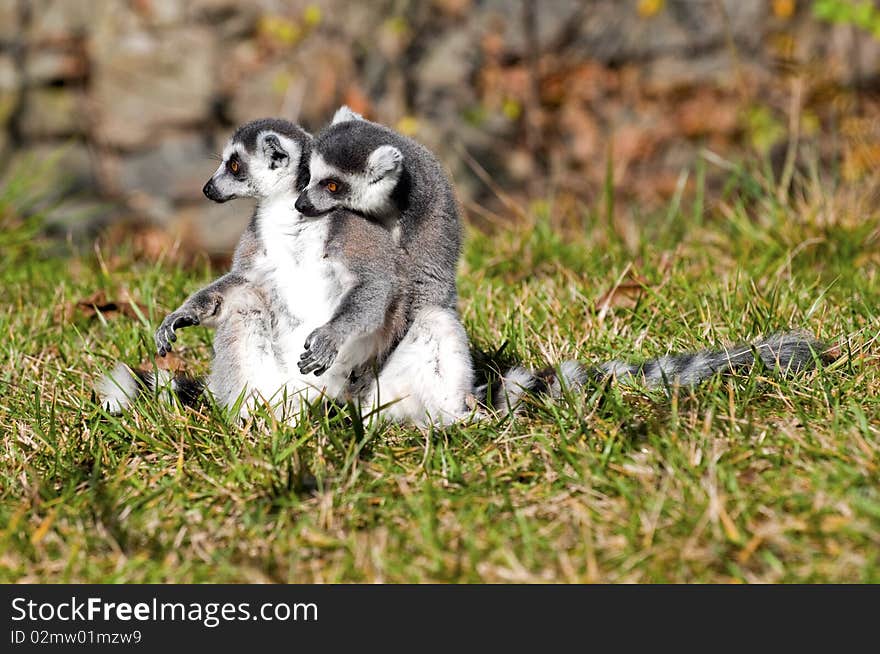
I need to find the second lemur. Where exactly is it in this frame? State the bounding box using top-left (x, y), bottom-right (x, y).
top-left (290, 108), bottom-right (829, 417)
top-left (292, 107), bottom-right (476, 419)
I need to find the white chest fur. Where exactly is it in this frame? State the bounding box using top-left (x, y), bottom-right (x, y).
top-left (256, 198), bottom-right (340, 327)
top-left (246, 198), bottom-right (362, 399)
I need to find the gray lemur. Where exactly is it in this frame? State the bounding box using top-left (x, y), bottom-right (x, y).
top-left (292, 107), bottom-right (476, 421)
top-left (99, 117), bottom-right (471, 426)
top-left (296, 106), bottom-right (463, 314)
top-left (289, 108), bottom-right (829, 417)
top-left (295, 115), bottom-right (830, 415)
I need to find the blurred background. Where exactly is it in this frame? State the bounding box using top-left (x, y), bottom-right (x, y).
top-left (0, 0), bottom-right (878, 255)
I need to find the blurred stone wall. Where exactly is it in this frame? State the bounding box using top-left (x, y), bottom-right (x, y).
top-left (0, 0), bottom-right (877, 253)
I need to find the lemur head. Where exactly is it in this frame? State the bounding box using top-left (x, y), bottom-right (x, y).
top-left (203, 118), bottom-right (311, 203)
top-left (294, 106), bottom-right (404, 218)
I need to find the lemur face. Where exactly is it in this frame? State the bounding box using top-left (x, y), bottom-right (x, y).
top-left (295, 107), bottom-right (403, 218)
top-left (203, 119), bottom-right (311, 203)
top-left (294, 146), bottom-right (403, 218)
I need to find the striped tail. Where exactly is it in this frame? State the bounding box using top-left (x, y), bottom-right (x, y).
top-left (96, 363), bottom-right (203, 414)
top-left (479, 330), bottom-right (829, 414)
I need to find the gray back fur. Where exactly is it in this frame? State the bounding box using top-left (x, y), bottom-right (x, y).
top-left (313, 117), bottom-right (462, 313)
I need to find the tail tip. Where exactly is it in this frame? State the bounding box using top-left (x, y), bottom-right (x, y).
top-left (95, 363), bottom-right (138, 414)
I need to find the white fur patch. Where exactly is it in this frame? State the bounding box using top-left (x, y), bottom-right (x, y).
top-left (211, 134), bottom-right (302, 200)
top-left (496, 367), bottom-right (535, 413)
top-left (331, 105), bottom-right (364, 124)
top-left (358, 306), bottom-right (474, 427)
top-left (96, 363), bottom-right (138, 414)
top-left (600, 360), bottom-right (635, 378)
top-left (557, 360), bottom-right (587, 389)
top-left (209, 192), bottom-right (380, 421)
top-left (366, 145), bottom-right (402, 181)
top-left (153, 369), bottom-right (176, 405)
top-left (237, 197), bottom-right (341, 402)
top-left (249, 133), bottom-right (303, 197)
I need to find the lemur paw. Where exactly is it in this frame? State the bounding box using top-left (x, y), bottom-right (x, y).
top-left (155, 310), bottom-right (200, 356)
top-left (298, 327), bottom-right (340, 376)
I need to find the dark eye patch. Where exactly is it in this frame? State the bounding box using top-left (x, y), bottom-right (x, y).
top-left (226, 155), bottom-right (246, 179)
top-left (320, 178), bottom-right (345, 193)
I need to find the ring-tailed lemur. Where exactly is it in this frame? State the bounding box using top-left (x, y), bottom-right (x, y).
top-left (289, 107), bottom-right (829, 419)
top-left (98, 117), bottom-right (472, 426)
top-left (98, 118), bottom-right (317, 415)
top-left (293, 106), bottom-right (475, 420)
top-left (295, 106), bottom-right (463, 314)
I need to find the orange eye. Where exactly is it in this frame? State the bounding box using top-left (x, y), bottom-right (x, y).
top-left (326, 181), bottom-right (338, 193)
top-left (229, 160), bottom-right (240, 174)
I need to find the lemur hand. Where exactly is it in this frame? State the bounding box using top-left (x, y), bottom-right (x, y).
top-left (155, 310), bottom-right (201, 356)
top-left (299, 326), bottom-right (341, 376)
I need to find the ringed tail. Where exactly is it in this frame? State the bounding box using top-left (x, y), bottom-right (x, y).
top-left (95, 363), bottom-right (203, 414)
top-left (480, 330), bottom-right (831, 414)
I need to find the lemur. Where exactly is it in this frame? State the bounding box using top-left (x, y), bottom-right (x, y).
top-left (291, 107), bottom-right (829, 414)
top-left (98, 117), bottom-right (472, 426)
top-left (293, 106), bottom-right (475, 419)
top-left (296, 106), bottom-right (462, 314)
top-left (99, 113), bottom-right (828, 424)
top-left (100, 118), bottom-right (408, 419)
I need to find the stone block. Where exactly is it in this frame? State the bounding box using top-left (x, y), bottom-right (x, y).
top-left (42, 198), bottom-right (122, 242)
top-left (92, 25), bottom-right (215, 148)
top-left (0, 54), bottom-right (17, 127)
top-left (0, 0), bottom-right (19, 42)
top-left (173, 199), bottom-right (256, 256)
top-left (129, 0), bottom-right (187, 26)
top-left (227, 40), bottom-right (353, 128)
top-left (0, 53), bottom-right (17, 90)
top-left (20, 88), bottom-right (85, 137)
top-left (114, 134), bottom-right (216, 203)
top-left (568, 0), bottom-right (765, 63)
top-left (187, 0), bottom-right (261, 39)
top-left (3, 142), bottom-right (98, 201)
top-left (28, 0), bottom-right (115, 42)
top-left (24, 49), bottom-right (88, 84)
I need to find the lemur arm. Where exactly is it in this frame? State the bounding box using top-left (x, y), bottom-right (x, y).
top-left (155, 272), bottom-right (248, 356)
top-left (298, 278), bottom-right (394, 376)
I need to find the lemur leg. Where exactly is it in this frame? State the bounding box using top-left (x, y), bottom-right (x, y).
top-left (203, 283), bottom-right (288, 419)
top-left (156, 273), bottom-right (247, 356)
top-left (207, 284), bottom-right (324, 422)
top-left (359, 307), bottom-right (474, 427)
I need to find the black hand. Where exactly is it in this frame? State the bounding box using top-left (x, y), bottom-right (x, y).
top-left (298, 327), bottom-right (339, 376)
top-left (155, 311), bottom-right (200, 356)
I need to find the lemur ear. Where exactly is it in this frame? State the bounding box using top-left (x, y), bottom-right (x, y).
top-left (261, 133), bottom-right (289, 170)
top-left (366, 145), bottom-right (403, 182)
top-left (332, 105), bottom-right (364, 125)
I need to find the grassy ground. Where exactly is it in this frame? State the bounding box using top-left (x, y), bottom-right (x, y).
top-left (1, 156), bottom-right (878, 583)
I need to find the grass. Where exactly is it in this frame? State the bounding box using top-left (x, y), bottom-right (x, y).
top-left (1, 154), bottom-right (879, 583)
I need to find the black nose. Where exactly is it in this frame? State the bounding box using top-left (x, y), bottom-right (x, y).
top-left (294, 193), bottom-right (315, 215)
top-left (203, 179), bottom-right (230, 203)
